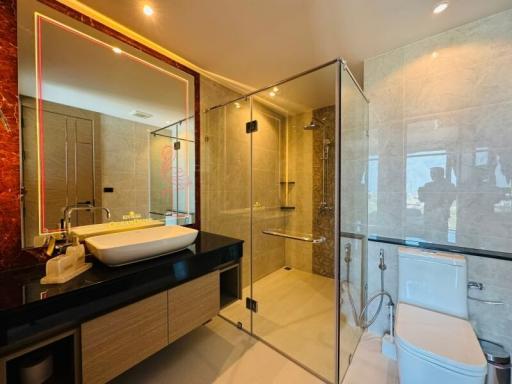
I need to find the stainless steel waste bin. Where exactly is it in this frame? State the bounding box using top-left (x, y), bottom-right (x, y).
top-left (480, 340), bottom-right (511, 384)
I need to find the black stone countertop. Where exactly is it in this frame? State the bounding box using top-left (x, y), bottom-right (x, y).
top-left (0, 231), bottom-right (243, 353)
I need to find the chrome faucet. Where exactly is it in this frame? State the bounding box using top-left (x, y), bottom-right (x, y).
top-left (64, 205), bottom-right (111, 237)
top-left (63, 203), bottom-right (92, 233)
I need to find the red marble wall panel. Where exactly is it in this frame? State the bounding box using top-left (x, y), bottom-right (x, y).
top-left (0, 0), bottom-right (21, 271)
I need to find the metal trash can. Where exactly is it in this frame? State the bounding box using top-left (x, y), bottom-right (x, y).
top-left (480, 339), bottom-right (511, 384)
top-left (19, 349), bottom-right (53, 384)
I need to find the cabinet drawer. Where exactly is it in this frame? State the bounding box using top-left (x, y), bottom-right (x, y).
top-left (168, 271), bottom-right (220, 343)
top-left (81, 292), bottom-right (168, 384)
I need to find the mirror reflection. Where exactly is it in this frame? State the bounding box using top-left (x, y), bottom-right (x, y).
top-left (18, 7), bottom-right (197, 246)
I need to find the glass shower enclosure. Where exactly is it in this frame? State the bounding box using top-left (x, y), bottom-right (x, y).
top-left (202, 59), bottom-right (369, 383)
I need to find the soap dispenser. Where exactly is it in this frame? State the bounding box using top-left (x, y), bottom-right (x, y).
top-left (66, 236), bottom-right (85, 262)
top-left (40, 236), bottom-right (92, 285)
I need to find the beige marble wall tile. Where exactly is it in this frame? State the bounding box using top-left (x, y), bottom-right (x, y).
top-left (200, 77), bottom-right (286, 287)
top-left (365, 11), bottom-right (512, 354)
top-left (365, 8), bottom-right (512, 253)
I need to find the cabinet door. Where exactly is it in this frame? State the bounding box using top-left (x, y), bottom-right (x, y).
top-left (168, 271), bottom-right (220, 343)
top-left (81, 292), bottom-right (168, 384)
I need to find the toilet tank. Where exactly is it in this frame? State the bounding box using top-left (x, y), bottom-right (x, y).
top-left (398, 247), bottom-right (468, 318)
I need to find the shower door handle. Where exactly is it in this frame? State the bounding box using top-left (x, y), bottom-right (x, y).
top-left (262, 229), bottom-right (325, 244)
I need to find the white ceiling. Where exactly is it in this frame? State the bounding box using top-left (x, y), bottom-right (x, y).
top-left (79, 0), bottom-right (512, 88)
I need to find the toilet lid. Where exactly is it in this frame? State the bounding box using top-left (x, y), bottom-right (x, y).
top-left (396, 303), bottom-right (487, 375)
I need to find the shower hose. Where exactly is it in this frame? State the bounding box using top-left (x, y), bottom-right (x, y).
top-left (342, 247), bottom-right (395, 333)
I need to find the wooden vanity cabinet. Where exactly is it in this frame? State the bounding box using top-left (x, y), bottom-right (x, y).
top-left (81, 271), bottom-right (220, 384)
top-left (81, 292), bottom-right (168, 384)
top-left (168, 271), bottom-right (220, 343)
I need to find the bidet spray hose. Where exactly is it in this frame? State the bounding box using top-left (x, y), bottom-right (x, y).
top-left (342, 247), bottom-right (394, 330)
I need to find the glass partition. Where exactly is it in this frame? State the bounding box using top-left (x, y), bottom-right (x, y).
top-left (149, 120), bottom-right (196, 225)
top-left (339, 66), bottom-right (369, 381)
top-left (203, 60), bottom-right (369, 383)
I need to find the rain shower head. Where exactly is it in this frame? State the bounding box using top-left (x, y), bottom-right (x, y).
top-left (303, 117), bottom-right (325, 130)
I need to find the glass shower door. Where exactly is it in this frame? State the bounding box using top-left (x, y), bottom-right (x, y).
top-left (204, 98), bottom-right (253, 331)
top-left (203, 60), bottom-right (369, 384)
top-left (250, 62), bottom-right (339, 383)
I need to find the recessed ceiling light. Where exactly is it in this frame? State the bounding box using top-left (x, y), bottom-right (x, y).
top-left (234, 102), bottom-right (241, 109)
top-left (433, 1), bottom-right (449, 14)
top-left (269, 91), bottom-right (276, 97)
top-left (112, 47), bottom-right (122, 54)
top-left (272, 87), bottom-right (279, 93)
top-left (143, 5), bottom-right (154, 16)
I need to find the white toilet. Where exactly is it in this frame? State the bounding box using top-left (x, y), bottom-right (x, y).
top-left (395, 247), bottom-right (487, 384)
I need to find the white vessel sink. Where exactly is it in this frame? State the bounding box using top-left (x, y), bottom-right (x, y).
top-left (71, 219), bottom-right (163, 241)
top-left (85, 225), bottom-right (198, 266)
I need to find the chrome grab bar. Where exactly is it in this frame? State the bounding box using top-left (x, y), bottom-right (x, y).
top-left (467, 281), bottom-right (504, 305)
top-left (467, 295), bottom-right (504, 305)
top-left (262, 229), bottom-right (325, 244)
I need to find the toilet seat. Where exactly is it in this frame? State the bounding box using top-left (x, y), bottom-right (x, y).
top-left (395, 303), bottom-right (487, 377)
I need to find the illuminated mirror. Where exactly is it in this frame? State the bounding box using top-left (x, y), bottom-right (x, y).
top-left (18, 1), bottom-right (198, 246)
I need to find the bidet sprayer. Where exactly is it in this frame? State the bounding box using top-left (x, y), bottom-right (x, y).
top-left (344, 243), bottom-right (352, 264)
top-left (378, 248), bottom-right (387, 271)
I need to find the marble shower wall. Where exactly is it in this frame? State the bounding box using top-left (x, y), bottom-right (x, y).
top-left (251, 103), bottom-right (287, 281)
top-left (364, 9), bottom-right (512, 251)
top-left (0, 0), bottom-right (21, 270)
top-left (200, 76), bottom-right (286, 287)
top-left (364, 9), bottom-right (512, 354)
top-left (311, 80), bottom-right (369, 278)
top-left (312, 106), bottom-right (336, 278)
top-left (282, 112), bottom-right (313, 273)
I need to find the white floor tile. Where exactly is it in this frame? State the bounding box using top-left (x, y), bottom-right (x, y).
top-left (112, 316), bottom-right (324, 384)
top-left (221, 268), bottom-right (362, 381)
top-left (342, 333), bottom-right (398, 384)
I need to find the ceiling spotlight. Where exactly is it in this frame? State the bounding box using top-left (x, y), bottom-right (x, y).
top-left (234, 102), bottom-right (241, 109)
top-left (143, 5), bottom-right (154, 16)
top-left (112, 47), bottom-right (122, 54)
top-left (269, 91), bottom-right (276, 97)
top-left (433, 1), bottom-right (449, 14)
top-left (272, 87), bottom-right (279, 93)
